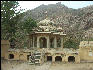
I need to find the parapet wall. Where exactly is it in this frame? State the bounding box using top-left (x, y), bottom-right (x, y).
top-left (79, 41), bottom-right (93, 62)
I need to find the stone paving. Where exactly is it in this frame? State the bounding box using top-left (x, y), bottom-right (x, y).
top-left (1, 60), bottom-right (93, 70)
top-left (35, 62), bottom-right (51, 70)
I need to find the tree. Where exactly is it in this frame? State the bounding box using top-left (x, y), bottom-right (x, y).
top-left (17, 18), bottom-right (37, 48)
top-left (1, 1), bottom-right (37, 48)
top-left (1, 1), bottom-right (20, 39)
top-left (64, 39), bottom-right (79, 49)
top-left (22, 18), bottom-right (37, 34)
top-left (1, 1), bottom-right (21, 48)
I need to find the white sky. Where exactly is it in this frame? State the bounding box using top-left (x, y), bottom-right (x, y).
top-left (17, 1), bottom-right (93, 12)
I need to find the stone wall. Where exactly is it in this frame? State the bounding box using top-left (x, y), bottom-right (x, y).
top-left (79, 47), bottom-right (93, 62)
top-left (64, 54), bottom-right (80, 63)
top-left (6, 51), bottom-right (30, 61)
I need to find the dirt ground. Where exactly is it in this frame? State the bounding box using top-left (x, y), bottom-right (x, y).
top-left (1, 60), bottom-right (93, 70)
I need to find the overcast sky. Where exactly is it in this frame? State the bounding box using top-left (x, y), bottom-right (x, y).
top-left (17, 1), bottom-right (93, 12)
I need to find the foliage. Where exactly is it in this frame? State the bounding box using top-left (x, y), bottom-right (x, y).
top-left (14, 17), bottom-right (37, 48)
top-left (22, 18), bottom-right (37, 34)
top-left (1, 1), bottom-right (20, 40)
top-left (1, 1), bottom-right (37, 48)
top-left (64, 39), bottom-right (79, 49)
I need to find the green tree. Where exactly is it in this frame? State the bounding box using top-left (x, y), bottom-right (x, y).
top-left (64, 39), bottom-right (79, 49)
top-left (19, 18), bottom-right (37, 48)
top-left (22, 18), bottom-right (37, 34)
top-left (1, 1), bottom-right (37, 48)
top-left (1, 1), bottom-right (22, 48)
top-left (1, 1), bottom-right (20, 39)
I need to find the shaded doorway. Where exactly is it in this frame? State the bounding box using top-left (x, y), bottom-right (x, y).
top-left (55, 56), bottom-right (62, 61)
top-left (50, 37), bottom-right (54, 48)
top-left (68, 56), bottom-right (75, 62)
top-left (9, 54), bottom-right (14, 59)
top-left (47, 56), bottom-right (52, 61)
top-left (27, 55), bottom-right (31, 60)
top-left (39, 37), bottom-right (47, 48)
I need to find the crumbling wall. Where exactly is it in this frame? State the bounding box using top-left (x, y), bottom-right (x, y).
top-left (7, 51), bottom-right (30, 61)
top-left (63, 54), bottom-right (80, 63)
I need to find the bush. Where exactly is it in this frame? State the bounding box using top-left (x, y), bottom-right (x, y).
top-left (64, 39), bottom-right (79, 49)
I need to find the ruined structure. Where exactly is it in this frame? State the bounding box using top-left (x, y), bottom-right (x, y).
top-left (1, 18), bottom-right (93, 65)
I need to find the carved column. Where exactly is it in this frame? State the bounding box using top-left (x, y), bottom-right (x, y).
top-left (33, 36), bottom-right (35, 48)
top-left (61, 37), bottom-right (63, 49)
top-left (37, 36), bottom-right (40, 48)
top-left (29, 36), bottom-right (32, 48)
top-left (29, 36), bottom-right (31, 48)
top-left (54, 36), bottom-right (57, 48)
top-left (47, 36), bottom-right (50, 48)
top-left (52, 55), bottom-right (55, 62)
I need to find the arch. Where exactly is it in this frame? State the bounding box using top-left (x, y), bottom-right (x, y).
top-left (9, 54), bottom-right (14, 59)
top-left (47, 56), bottom-right (52, 61)
top-left (39, 37), bottom-right (47, 48)
top-left (68, 56), bottom-right (75, 62)
top-left (55, 56), bottom-right (62, 61)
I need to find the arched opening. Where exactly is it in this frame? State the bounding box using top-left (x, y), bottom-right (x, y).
top-left (39, 37), bottom-right (47, 48)
top-left (68, 56), bottom-right (75, 62)
top-left (57, 38), bottom-right (61, 48)
top-left (50, 37), bottom-right (54, 48)
top-left (47, 56), bottom-right (52, 61)
top-left (9, 54), bottom-right (14, 59)
top-left (55, 56), bottom-right (62, 61)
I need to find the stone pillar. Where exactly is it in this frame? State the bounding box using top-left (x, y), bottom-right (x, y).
top-left (62, 56), bottom-right (65, 62)
top-left (54, 36), bottom-right (57, 48)
top-left (29, 36), bottom-right (32, 48)
top-left (47, 36), bottom-right (50, 48)
top-left (37, 36), bottom-right (40, 48)
top-left (65, 55), bottom-right (68, 62)
top-left (33, 36), bottom-right (34, 48)
top-left (52, 55), bottom-right (55, 62)
top-left (61, 37), bottom-right (63, 49)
